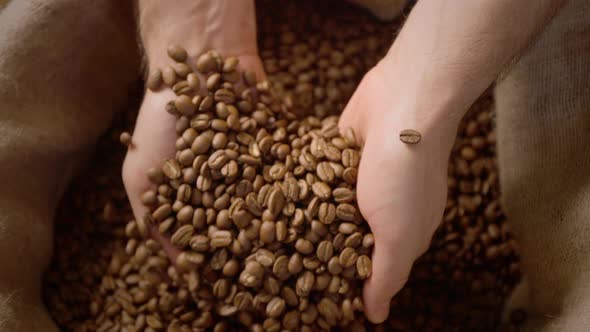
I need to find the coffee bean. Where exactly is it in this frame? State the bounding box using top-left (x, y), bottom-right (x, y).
top-left (222, 57), bottom-right (239, 73)
top-left (146, 167), bottom-right (165, 184)
top-left (399, 129), bottom-right (422, 144)
top-left (214, 89), bottom-right (235, 104)
top-left (167, 44), bottom-right (188, 62)
top-left (336, 203), bottom-right (357, 222)
top-left (141, 190), bottom-right (157, 206)
top-left (162, 159), bottom-right (182, 179)
top-left (162, 66), bottom-right (177, 86)
top-left (344, 232), bottom-right (363, 248)
top-left (206, 73), bottom-right (222, 91)
top-left (243, 71), bottom-right (257, 86)
top-left (356, 255), bottom-right (372, 279)
top-left (208, 150), bottom-right (228, 170)
top-left (211, 230), bottom-right (233, 248)
top-left (152, 203), bottom-right (172, 222)
top-left (342, 167), bottom-right (358, 185)
top-left (147, 68), bottom-right (163, 91)
top-left (338, 223), bottom-right (357, 235)
top-left (256, 248), bottom-right (275, 267)
top-left (296, 271), bottom-right (315, 297)
top-left (332, 187), bottom-right (354, 203)
top-left (271, 255), bottom-right (290, 281)
top-left (339, 247), bottom-right (358, 268)
top-left (178, 149), bottom-right (196, 167)
top-left (288, 253), bottom-right (303, 275)
top-left (318, 203), bottom-right (336, 225)
top-left (176, 251), bottom-right (205, 270)
top-left (266, 297), bottom-right (286, 318)
top-left (239, 261), bottom-right (264, 288)
top-left (341, 149), bottom-right (360, 168)
top-left (282, 310), bottom-right (300, 330)
top-left (172, 80), bottom-right (191, 95)
top-left (318, 297), bottom-right (340, 324)
top-left (259, 220), bottom-right (276, 244)
top-left (316, 241), bottom-right (334, 263)
top-left (301, 305), bottom-right (318, 325)
top-left (189, 234), bottom-right (209, 252)
top-left (324, 144), bottom-right (341, 162)
top-left (311, 181), bottom-right (331, 200)
top-left (295, 238), bottom-right (314, 255)
top-left (197, 52), bottom-right (217, 73)
top-left (316, 162), bottom-right (334, 183)
top-left (234, 292), bottom-right (254, 311)
top-left (170, 223), bottom-right (194, 247)
top-left (267, 188), bottom-right (286, 217)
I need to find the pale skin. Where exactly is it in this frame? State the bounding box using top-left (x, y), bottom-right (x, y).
top-left (124, 0), bottom-right (566, 324)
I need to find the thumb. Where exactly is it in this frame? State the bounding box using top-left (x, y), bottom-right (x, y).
top-left (362, 210), bottom-right (417, 323)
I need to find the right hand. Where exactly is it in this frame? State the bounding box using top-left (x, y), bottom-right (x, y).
top-left (339, 63), bottom-right (458, 323)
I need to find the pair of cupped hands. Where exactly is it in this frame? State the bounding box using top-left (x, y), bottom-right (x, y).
top-left (124, 0), bottom-right (453, 324)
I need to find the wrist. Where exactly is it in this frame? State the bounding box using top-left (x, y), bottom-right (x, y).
top-left (138, 0), bottom-right (258, 68)
top-left (363, 62), bottom-right (464, 158)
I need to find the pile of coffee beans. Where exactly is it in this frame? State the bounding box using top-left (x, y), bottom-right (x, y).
top-left (124, 47), bottom-right (373, 331)
top-left (43, 1), bottom-right (522, 331)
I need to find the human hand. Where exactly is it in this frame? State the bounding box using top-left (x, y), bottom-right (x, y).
top-left (339, 64), bottom-right (459, 323)
top-left (123, 0), bottom-right (265, 262)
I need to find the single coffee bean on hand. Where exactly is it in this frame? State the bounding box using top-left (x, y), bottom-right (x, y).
top-left (399, 129), bottom-right (422, 144)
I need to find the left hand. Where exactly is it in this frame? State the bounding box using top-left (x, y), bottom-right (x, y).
top-left (123, 0), bottom-right (265, 262)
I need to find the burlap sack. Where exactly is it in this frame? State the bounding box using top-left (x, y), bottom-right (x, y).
top-left (496, 0), bottom-right (590, 331)
top-left (0, 0), bottom-right (139, 330)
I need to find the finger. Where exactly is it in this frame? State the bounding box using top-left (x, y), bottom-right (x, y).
top-left (338, 87), bottom-right (361, 134)
top-left (362, 209), bottom-right (416, 323)
top-left (122, 90), bottom-right (180, 259)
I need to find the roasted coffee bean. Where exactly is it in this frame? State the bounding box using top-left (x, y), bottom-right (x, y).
top-left (260, 221), bottom-right (276, 244)
top-left (336, 203), bottom-right (357, 222)
top-left (172, 62), bottom-right (192, 78)
top-left (256, 249), bottom-right (276, 267)
top-left (167, 44), bottom-right (188, 62)
top-left (266, 297), bottom-right (286, 318)
top-left (311, 181), bottom-right (331, 200)
top-left (295, 238), bottom-right (314, 255)
top-left (174, 95), bottom-right (196, 117)
top-left (356, 255), bottom-right (372, 279)
top-left (162, 159), bottom-right (182, 179)
top-left (197, 52), bottom-right (217, 73)
top-left (162, 66), bottom-right (177, 86)
top-left (152, 204), bottom-right (172, 222)
top-left (316, 162), bottom-right (335, 183)
top-left (332, 187), bottom-right (354, 203)
top-left (296, 271), bottom-right (315, 297)
top-left (339, 247), bottom-right (358, 268)
top-left (147, 68), bottom-right (163, 91)
top-left (316, 240), bottom-right (334, 263)
top-left (399, 129), bottom-right (422, 144)
top-left (288, 253), bottom-right (304, 275)
top-left (171, 225), bottom-right (194, 248)
top-left (211, 230), bottom-right (233, 248)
